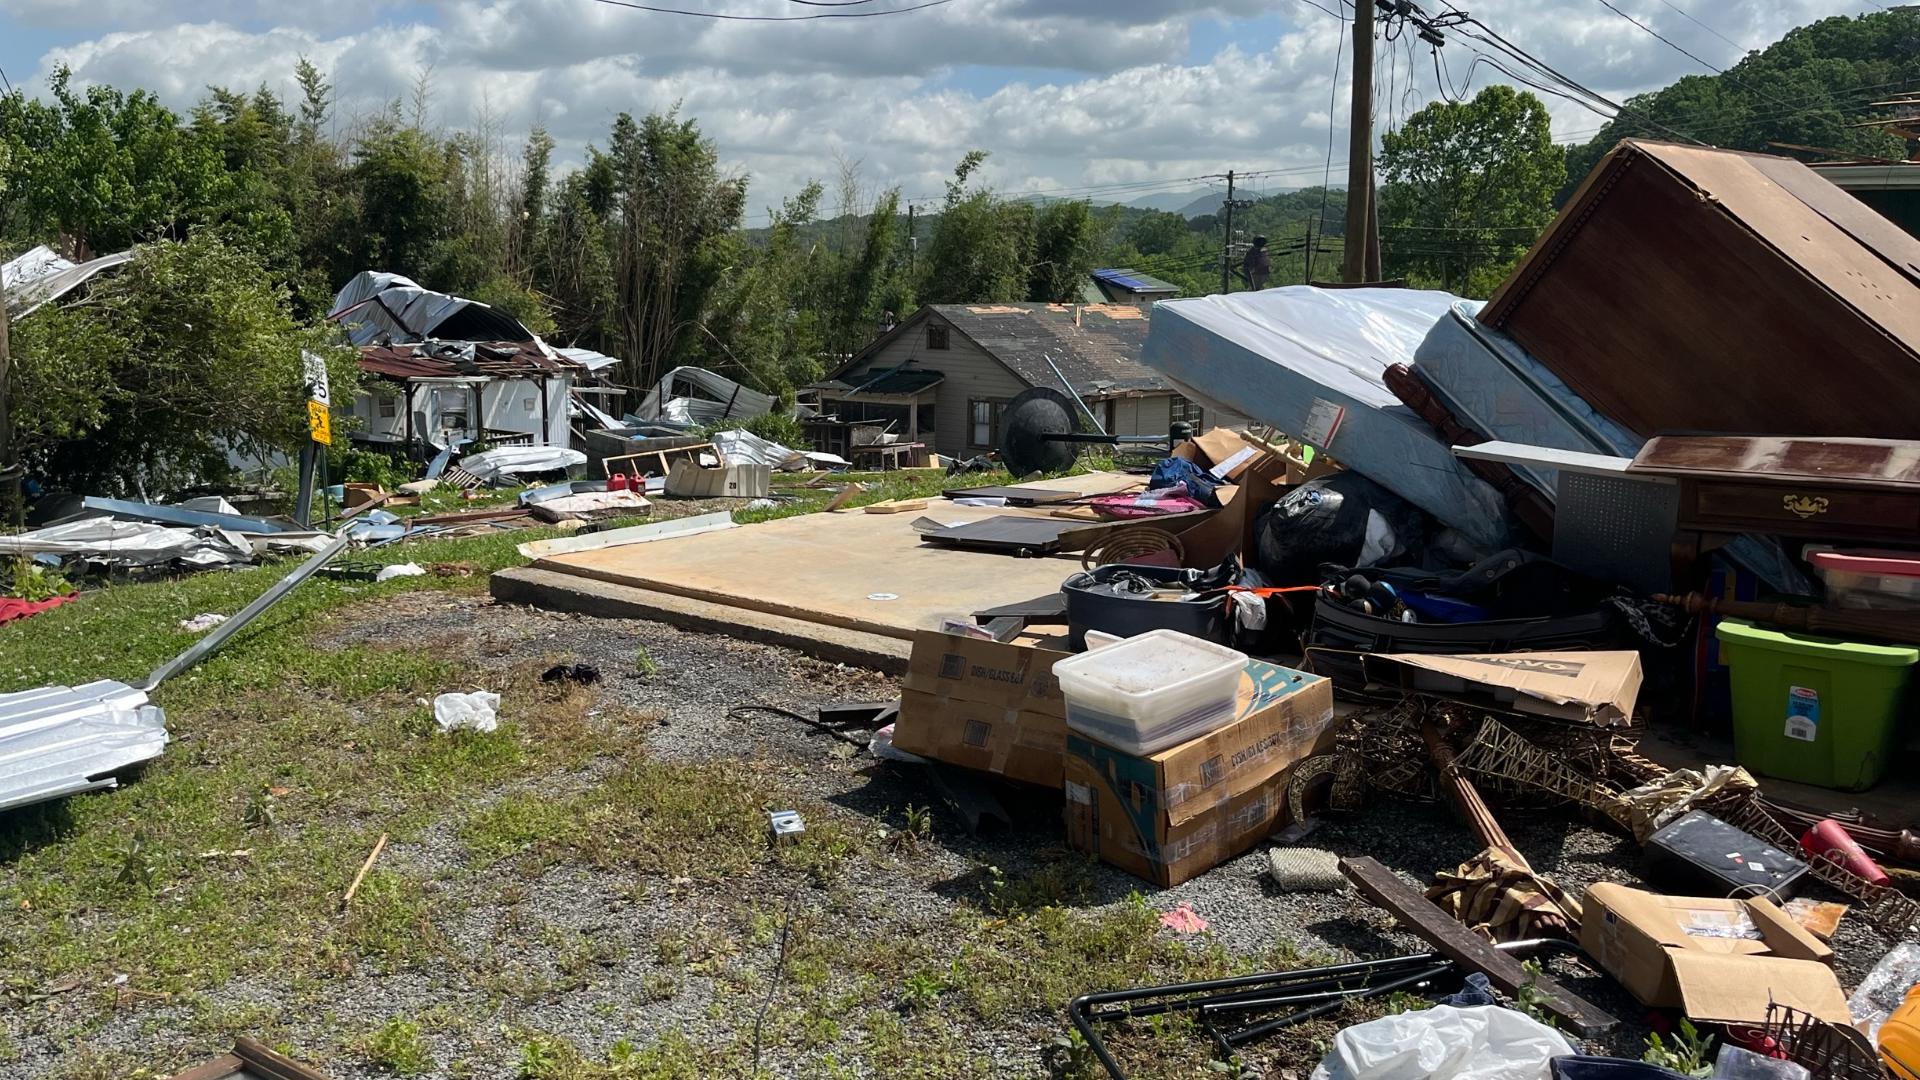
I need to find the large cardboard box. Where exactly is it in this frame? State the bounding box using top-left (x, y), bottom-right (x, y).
top-left (1170, 432), bottom-right (1294, 568)
top-left (1581, 883), bottom-right (1851, 1026)
top-left (1063, 663), bottom-right (1337, 887)
top-left (891, 631), bottom-right (1072, 788)
top-left (1362, 651), bottom-right (1643, 727)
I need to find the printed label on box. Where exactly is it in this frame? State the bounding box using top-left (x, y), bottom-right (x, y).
top-left (1679, 907), bottom-right (1762, 940)
top-left (1785, 685), bottom-right (1820, 742)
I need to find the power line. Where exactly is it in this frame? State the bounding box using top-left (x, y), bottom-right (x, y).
top-left (587, 0), bottom-right (953, 20)
top-left (1649, 0), bottom-right (1742, 53)
top-left (1312, 0), bottom-right (1346, 280)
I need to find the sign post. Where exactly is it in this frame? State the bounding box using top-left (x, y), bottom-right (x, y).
top-left (295, 352), bottom-right (332, 527)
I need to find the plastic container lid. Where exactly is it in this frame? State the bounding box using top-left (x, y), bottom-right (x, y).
top-left (1714, 619), bottom-right (1920, 667)
top-left (1808, 549), bottom-right (1920, 579)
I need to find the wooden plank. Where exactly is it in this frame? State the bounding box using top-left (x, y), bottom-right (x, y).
top-left (943, 485), bottom-right (1082, 505)
top-left (1339, 856), bottom-right (1617, 1037)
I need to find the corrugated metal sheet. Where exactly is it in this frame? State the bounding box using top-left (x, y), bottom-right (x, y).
top-left (329, 270), bottom-right (533, 346)
top-left (4, 250), bottom-right (133, 319)
top-left (0, 681), bottom-right (168, 813)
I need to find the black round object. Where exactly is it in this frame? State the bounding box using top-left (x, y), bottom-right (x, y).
top-left (998, 386), bottom-right (1080, 476)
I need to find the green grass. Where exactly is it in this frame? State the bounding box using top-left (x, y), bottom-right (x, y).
top-left (0, 457), bottom-right (1338, 1079)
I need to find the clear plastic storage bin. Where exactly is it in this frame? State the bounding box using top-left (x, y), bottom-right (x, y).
top-left (1808, 549), bottom-right (1920, 611)
top-left (1054, 629), bottom-right (1247, 755)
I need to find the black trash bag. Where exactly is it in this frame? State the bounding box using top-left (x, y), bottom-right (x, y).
top-left (1254, 473), bottom-right (1427, 585)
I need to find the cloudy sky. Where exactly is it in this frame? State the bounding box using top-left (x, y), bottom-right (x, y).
top-left (0, 0), bottom-right (1890, 218)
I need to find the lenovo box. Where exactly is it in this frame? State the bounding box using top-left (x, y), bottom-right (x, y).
top-left (1362, 650), bottom-right (1643, 727)
top-left (1063, 663), bottom-right (1337, 887)
top-left (1581, 883), bottom-right (1850, 1027)
top-left (891, 630), bottom-right (1072, 788)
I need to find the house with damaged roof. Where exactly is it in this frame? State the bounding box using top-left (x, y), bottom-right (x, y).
top-left (807, 302), bottom-right (1243, 462)
top-left (328, 271), bottom-right (618, 456)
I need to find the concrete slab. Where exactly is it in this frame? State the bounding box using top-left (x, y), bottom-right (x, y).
top-left (530, 473), bottom-right (1156, 641)
top-left (490, 566), bottom-right (912, 673)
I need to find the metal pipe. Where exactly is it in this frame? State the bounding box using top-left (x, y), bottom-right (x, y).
top-left (1223, 962), bottom-right (1455, 1047)
top-left (138, 533), bottom-right (350, 691)
top-left (1041, 352), bottom-right (1108, 435)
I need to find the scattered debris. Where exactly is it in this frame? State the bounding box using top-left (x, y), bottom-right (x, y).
top-left (768, 810), bottom-right (805, 844)
top-left (339, 833), bottom-right (389, 912)
top-left (374, 563), bottom-right (427, 582)
top-left (1266, 847), bottom-right (1346, 892)
top-left (1156, 903), bottom-right (1209, 934)
top-left (432, 691), bottom-right (501, 734)
top-left (539, 663), bottom-right (601, 685)
top-left (178, 613), bottom-right (228, 632)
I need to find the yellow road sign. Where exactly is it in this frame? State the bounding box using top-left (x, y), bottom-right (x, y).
top-left (307, 400), bottom-right (332, 446)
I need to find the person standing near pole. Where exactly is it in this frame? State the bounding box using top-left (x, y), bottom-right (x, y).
top-left (1240, 235), bottom-right (1271, 291)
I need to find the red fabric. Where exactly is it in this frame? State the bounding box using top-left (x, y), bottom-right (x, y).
top-left (0, 593), bottom-right (78, 625)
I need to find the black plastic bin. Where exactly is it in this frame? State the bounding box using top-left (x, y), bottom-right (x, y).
top-left (1061, 565), bottom-right (1233, 651)
top-left (1303, 594), bottom-right (1621, 694)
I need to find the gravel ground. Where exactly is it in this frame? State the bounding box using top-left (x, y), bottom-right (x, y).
top-left (25, 593), bottom-right (1901, 1078)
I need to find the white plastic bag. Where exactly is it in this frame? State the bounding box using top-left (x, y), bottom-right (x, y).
top-left (1309, 1005), bottom-right (1576, 1080)
top-left (376, 562), bottom-right (427, 582)
top-left (433, 691), bottom-right (501, 733)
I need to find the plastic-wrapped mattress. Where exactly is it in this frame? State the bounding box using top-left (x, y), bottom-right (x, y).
top-left (1141, 287), bottom-right (1512, 551)
top-left (1412, 302), bottom-right (1644, 496)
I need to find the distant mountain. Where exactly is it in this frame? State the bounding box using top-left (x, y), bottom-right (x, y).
top-left (1118, 188), bottom-right (1218, 214)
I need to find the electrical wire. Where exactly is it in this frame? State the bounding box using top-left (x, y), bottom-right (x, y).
top-left (1313, 2), bottom-right (1346, 271)
top-left (1649, 0), bottom-right (1742, 53)
top-left (1588, 0), bottom-right (1802, 114)
top-left (589, 0), bottom-right (953, 20)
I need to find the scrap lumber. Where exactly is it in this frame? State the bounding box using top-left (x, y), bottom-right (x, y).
top-left (863, 498), bottom-right (929, 514)
top-left (340, 833), bottom-right (389, 912)
top-left (1339, 856), bottom-right (1617, 1037)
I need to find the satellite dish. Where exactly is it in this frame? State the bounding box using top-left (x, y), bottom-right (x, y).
top-left (998, 386), bottom-right (1081, 476)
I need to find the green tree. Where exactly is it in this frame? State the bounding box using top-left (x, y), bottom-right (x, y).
top-left (11, 233), bottom-right (357, 494)
top-left (605, 109), bottom-right (746, 388)
top-left (1379, 85), bottom-right (1564, 296)
top-left (920, 151), bottom-right (1032, 303)
top-left (1027, 199), bottom-right (1097, 302)
top-left (1562, 9), bottom-right (1920, 197)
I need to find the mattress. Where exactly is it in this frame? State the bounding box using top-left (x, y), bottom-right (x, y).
top-left (1141, 287), bottom-right (1512, 552)
top-left (1413, 301), bottom-right (1645, 496)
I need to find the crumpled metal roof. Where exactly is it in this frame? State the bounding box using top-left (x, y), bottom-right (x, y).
top-left (328, 270), bottom-right (535, 346)
top-left (0, 680), bottom-right (168, 814)
top-left (4, 250), bottom-right (133, 319)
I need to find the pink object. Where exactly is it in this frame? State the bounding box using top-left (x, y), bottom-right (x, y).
top-left (1801, 819), bottom-right (1891, 888)
top-left (1158, 903), bottom-right (1209, 934)
top-left (1809, 549), bottom-right (1920, 578)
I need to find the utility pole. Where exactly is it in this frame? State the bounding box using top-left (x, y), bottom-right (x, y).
top-left (1219, 170), bottom-right (1236, 295)
top-left (1343, 0), bottom-right (1379, 283)
top-left (1303, 221), bottom-right (1315, 283)
top-left (906, 203), bottom-right (916, 274)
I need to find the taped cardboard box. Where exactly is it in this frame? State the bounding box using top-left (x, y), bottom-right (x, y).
top-left (1063, 662), bottom-right (1337, 887)
top-left (1581, 882), bottom-right (1850, 1027)
top-left (892, 630), bottom-right (1071, 788)
top-left (1363, 650), bottom-right (1642, 727)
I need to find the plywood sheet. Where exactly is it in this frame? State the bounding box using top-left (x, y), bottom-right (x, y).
top-left (537, 473), bottom-right (1143, 639)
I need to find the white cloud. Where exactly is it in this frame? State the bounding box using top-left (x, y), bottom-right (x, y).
top-left (6, 0), bottom-right (1891, 211)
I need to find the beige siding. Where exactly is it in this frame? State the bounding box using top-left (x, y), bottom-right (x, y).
top-left (838, 315), bottom-right (1030, 459)
top-left (1109, 394), bottom-right (1173, 438)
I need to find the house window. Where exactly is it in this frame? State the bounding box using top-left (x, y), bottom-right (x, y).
top-left (376, 394), bottom-right (398, 420)
top-left (927, 324), bottom-right (950, 350)
top-left (1169, 395), bottom-right (1204, 432)
top-left (969, 399), bottom-right (1004, 449)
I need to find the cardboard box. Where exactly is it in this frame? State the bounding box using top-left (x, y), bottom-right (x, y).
top-left (1063, 663), bottom-right (1337, 887)
top-left (1581, 883), bottom-right (1851, 1026)
top-left (1171, 434), bottom-right (1293, 568)
top-left (1363, 651), bottom-right (1643, 727)
top-left (891, 631), bottom-right (1072, 788)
